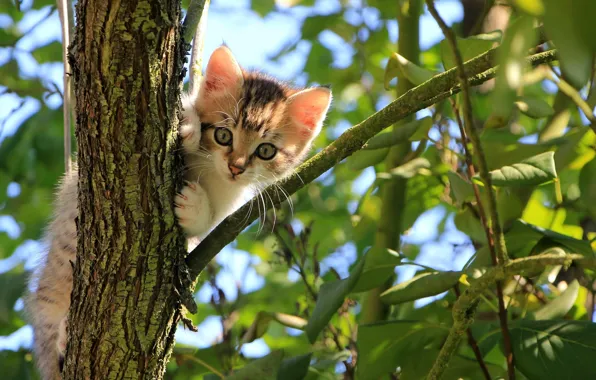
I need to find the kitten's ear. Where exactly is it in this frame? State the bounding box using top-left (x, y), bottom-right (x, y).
top-left (199, 46), bottom-right (243, 98)
top-left (286, 87), bottom-right (332, 142)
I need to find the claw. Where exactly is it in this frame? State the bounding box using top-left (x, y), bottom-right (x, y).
top-left (185, 181), bottom-right (197, 190)
top-left (177, 193), bottom-right (188, 201)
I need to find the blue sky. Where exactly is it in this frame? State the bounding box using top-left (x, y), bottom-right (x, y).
top-left (0, 0), bottom-right (468, 357)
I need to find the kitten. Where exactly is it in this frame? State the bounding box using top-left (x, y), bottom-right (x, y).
top-left (26, 45), bottom-right (332, 380)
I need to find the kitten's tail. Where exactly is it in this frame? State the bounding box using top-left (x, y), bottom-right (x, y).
top-left (26, 267), bottom-right (67, 380)
top-left (26, 170), bottom-right (78, 380)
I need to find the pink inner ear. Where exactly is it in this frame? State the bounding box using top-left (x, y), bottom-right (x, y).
top-left (203, 47), bottom-right (243, 94)
top-left (288, 88), bottom-right (332, 132)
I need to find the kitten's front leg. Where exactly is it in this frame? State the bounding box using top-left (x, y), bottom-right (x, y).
top-left (174, 181), bottom-right (211, 314)
top-left (175, 181), bottom-right (213, 238)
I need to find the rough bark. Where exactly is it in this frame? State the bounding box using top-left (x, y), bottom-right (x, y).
top-left (64, 0), bottom-right (186, 378)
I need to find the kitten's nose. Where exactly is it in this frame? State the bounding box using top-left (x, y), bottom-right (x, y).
top-left (228, 164), bottom-right (245, 176)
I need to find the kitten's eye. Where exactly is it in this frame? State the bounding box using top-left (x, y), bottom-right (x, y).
top-left (256, 143), bottom-right (277, 160)
top-left (214, 127), bottom-right (233, 146)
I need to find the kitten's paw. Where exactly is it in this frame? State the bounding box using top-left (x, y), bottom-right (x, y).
top-left (175, 181), bottom-right (212, 237)
top-left (180, 123), bottom-right (201, 150)
top-left (56, 316), bottom-right (67, 356)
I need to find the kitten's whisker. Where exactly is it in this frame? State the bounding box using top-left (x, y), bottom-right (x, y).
top-left (254, 182), bottom-right (267, 236)
top-left (256, 178), bottom-right (277, 233)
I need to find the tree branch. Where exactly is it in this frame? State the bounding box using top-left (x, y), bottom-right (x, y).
top-left (427, 253), bottom-right (594, 379)
top-left (182, 0), bottom-right (208, 45)
top-left (185, 48), bottom-right (558, 280)
top-left (188, 0), bottom-right (210, 94)
top-left (453, 285), bottom-right (491, 380)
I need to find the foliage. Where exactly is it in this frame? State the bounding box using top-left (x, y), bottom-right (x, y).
top-left (1, 0), bottom-right (596, 379)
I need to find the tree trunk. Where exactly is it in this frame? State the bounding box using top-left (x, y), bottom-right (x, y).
top-left (63, 0), bottom-right (186, 378)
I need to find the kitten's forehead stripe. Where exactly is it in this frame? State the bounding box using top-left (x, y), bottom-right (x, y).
top-left (239, 73), bottom-right (288, 132)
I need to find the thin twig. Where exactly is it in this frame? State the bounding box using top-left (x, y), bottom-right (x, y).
top-left (57, 0), bottom-right (74, 172)
top-left (425, 1), bottom-right (514, 378)
top-left (188, 0), bottom-right (210, 94)
top-left (548, 69), bottom-right (596, 134)
top-left (454, 285), bottom-right (492, 380)
top-left (181, 354), bottom-right (225, 379)
top-left (186, 48), bottom-right (557, 280)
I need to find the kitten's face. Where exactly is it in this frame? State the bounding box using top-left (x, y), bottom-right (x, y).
top-left (190, 46), bottom-right (332, 189)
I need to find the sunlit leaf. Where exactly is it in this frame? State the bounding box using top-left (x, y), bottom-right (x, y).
top-left (515, 95), bottom-right (554, 119)
top-left (346, 148), bottom-right (388, 170)
top-left (513, 0), bottom-right (545, 15)
top-left (486, 151), bottom-right (557, 186)
top-left (440, 31), bottom-right (501, 70)
top-left (242, 312), bottom-right (307, 344)
top-left (508, 320), bottom-right (596, 379)
top-left (380, 271), bottom-right (461, 305)
top-left (532, 280), bottom-right (580, 320)
top-left (357, 321), bottom-right (447, 379)
top-left (384, 53), bottom-right (438, 90)
top-left (492, 15), bottom-right (538, 119)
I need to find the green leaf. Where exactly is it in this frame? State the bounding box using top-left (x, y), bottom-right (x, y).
top-left (380, 271), bottom-right (461, 305)
top-left (506, 220), bottom-right (594, 258)
top-left (31, 41), bottom-right (63, 63)
top-left (447, 171), bottom-right (476, 204)
top-left (305, 258), bottom-right (365, 343)
top-left (515, 95), bottom-right (554, 119)
top-left (513, 0), bottom-right (544, 15)
top-left (251, 0), bottom-right (276, 16)
top-left (277, 353), bottom-right (312, 380)
top-left (377, 157), bottom-right (430, 180)
top-left (486, 151), bottom-right (557, 186)
top-left (242, 312), bottom-right (307, 343)
top-left (454, 208), bottom-right (488, 244)
top-left (364, 117), bottom-right (433, 150)
top-left (226, 350), bottom-right (284, 380)
top-left (351, 248), bottom-right (402, 293)
top-left (301, 13), bottom-right (343, 40)
top-left (544, 0), bottom-right (594, 87)
top-left (533, 280), bottom-right (580, 320)
top-left (492, 15), bottom-right (538, 119)
top-left (579, 157), bottom-right (596, 218)
top-left (346, 148), bottom-right (388, 170)
top-left (384, 53), bottom-right (438, 90)
top-left (508, 320), bottom-right (596, 379)
top-left (440, 31), bottom-right (501, 70)
top-left (357, 321), bottom-right (448, 379)
top-left (0, 26), bottom-right (21, 47)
